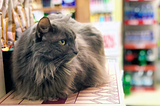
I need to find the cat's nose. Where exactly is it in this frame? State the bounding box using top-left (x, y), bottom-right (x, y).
top-left (71, 48), bottom-right (78, 55)
top-left (73, 50), bottom-right (78, 55)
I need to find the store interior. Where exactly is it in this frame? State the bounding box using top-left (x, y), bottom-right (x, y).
top-left (1, 0), bottom-right (160, 105)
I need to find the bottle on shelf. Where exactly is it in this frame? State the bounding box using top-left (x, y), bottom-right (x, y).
top-left (123, 72), bottom-right (132, 95)
top-left (138, 50), bottom-right (147, 66)
top-left (51, 0), bottom-right (62, 7)
top-left (125, 50), bottom-right (135, 65)
top-left (125, 3), bottom-right (154, 20)
top-left (125, 30), bottom-right (154, 44)
top-left (142, 70), bottom-right (153, 87)
top-left (131, 71), bottom-right (153, 87)
top-left (131, 71), bottom-right (144, 86)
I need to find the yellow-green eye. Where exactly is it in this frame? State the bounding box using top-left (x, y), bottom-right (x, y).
top-left (59, 40), bottom-right (66, 45)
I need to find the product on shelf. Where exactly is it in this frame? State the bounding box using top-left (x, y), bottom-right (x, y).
top-left (131, 71), bottom-right (153, 87)
top-left (158, 45), bottom-right (160, 59)
top-left (42, 0), bottom-right (51, 7)
top-left (138, 50), bottom-right (147, 66)
top-left (89, 0), bottom-right (113, 22)
top-left (125, 3), bottom-right (154, 20)
top-left (90, 0), bottom-right (113, 14)
top-left (131, 71), bottom-right (143, 86)
top-left (124, 49), bottom-right (155, 65)
top-left (158, 5), bottom-right (160, 59)
top-left (142, 71), bottom-right (153, 86)
top-left (123, 71), bottom-right (154, 92)
top-left (146, 49), bottom-right (155, 62)
top-left (124, 2), bottom-right (157, 25)
top-left (125, 50), bottom-right (135, 64)
top-left (123, 72), bottom-right (132, 95)
top-left (32, 0), bottom-right (76, 22)
top-left (125, 30), bottom-right (154, 44)
top-left (41, 0), bottom-right (75, 7)
top-left (51, 0), bottom-right (62, 7)
top-left (90, 13), bottom-right (112, 22)
top-left (62, 0), bottom-right (75, 6)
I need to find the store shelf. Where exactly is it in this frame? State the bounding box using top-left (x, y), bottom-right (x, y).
top-left (125, 0), bottom-right (155, 1)
top-left (124, 65), bottom-right (156, 71)
top-left (123, 0), bottom-right (158, 102)
top-left (32, 6), bottom-right (76, 12)
top-left (124, 43), bottom-right (157, 49)
top-left (124, 19), bottom-right (157, 25)
top-left (131, 86), bottom-right (155, 91)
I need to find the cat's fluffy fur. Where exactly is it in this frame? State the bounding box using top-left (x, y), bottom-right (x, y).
top-left (12, 14), bottom-right (107, 100)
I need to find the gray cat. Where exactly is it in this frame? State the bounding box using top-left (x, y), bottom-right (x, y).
top-left (12, 14), bottom-right (107, 100)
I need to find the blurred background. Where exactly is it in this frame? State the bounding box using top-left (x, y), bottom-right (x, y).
top-left (1, 0), bottom-right (160, 105)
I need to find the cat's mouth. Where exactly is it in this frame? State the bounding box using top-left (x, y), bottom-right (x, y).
top-left (55, 53), bottom-right (77, 64)
top-left (54, 53), bottom-right (77, 70)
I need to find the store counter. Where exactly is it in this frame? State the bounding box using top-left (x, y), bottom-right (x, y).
top-left (0, 58), bottom-right (125, 106)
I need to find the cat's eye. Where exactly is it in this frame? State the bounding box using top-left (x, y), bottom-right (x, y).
top-left (59, 40), bottom-right (66, 45)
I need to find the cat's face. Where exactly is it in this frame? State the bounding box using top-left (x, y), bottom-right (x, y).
top-left (33, 14), bottom-right (78, 66)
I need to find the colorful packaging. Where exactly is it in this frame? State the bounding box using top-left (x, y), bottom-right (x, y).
top-left (0, 12), bottom-right (5, 48)
top-left (24, 0), bottom-right (29, 28)
top-left (29, 0), bottom-right (34, 26)
top-left (51, 0), bottom-right (62, 6)
top-left (1, 0), bottom-right (9, 47)
top-left (1, 0), bottom-right (34, 49)
top-left (42, 0), bottom-right (51, 7)
top-left (0, 0), bottom-right (3, 10)
top-left (2, 0), bottom-right (9, 18)
top-left (13, 9), bottom-right (23, 39)
top-left (7, 0), bottom-right (16, 47)
top-left (3, 18), bottom-right (9, 47)
top-left (62, 0), bottom-right (75, 7)
top-left (16, 0), bottom-right (27, 31)
top-left (0, 0), bottom-right (4, 47)
top-left (24, 0), bottom-right (34, 28)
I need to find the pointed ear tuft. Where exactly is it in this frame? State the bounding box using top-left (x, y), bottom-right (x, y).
top-left (37, 17), bottom-right (51, 38)
top-left (62, 13), bottom-right (72, 22)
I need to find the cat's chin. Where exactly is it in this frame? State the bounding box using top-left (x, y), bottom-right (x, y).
top-left (65, 59), bottom-right (73, 64)
top-left (54, 55), bottom-right (76, 70)
top-left (65, 54), bottom-right (77, 64)
top-left (63, 58), bottom-right (74, 65)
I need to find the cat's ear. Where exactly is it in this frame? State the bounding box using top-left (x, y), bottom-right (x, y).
top-left (37, 17), bottom-right (51, 38)
top-left (61, 13), bottom-right (72, 22)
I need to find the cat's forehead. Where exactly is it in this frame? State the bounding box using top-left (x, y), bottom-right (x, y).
top-left (51, 22), bottom-right (75, 39)
top-left (43, 23), bottom-right (75, 42)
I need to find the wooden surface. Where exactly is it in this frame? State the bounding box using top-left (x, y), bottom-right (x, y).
top-left (0, 58), bottom-right (125, 106)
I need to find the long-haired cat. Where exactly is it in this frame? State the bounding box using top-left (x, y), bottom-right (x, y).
top-left (12, 14), bottom-right (107, 100)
